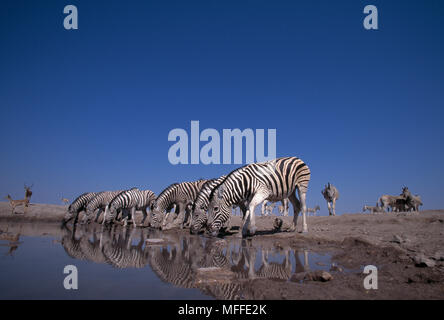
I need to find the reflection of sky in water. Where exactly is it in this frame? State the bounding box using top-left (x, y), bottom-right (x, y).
top-left (0, 229), bottom-right (345, 299)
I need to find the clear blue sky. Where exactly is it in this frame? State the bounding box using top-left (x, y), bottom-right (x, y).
top-left (1, 0), bottom-right (443, 214)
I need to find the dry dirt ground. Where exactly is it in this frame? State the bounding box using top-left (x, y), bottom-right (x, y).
top-left (1, 201), bottom-right (443, 299)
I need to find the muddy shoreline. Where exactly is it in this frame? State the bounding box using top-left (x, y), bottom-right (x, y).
top-left (1, 202), bottom-right (443, 299)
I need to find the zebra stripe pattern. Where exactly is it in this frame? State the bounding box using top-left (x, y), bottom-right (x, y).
top-left (151, 179), bottom-right (208, 229)
top-left (190, 176), bottom-right (226, 234)
top-left (105, 188), bottom-right (156, 226)
top-left (207, 157), bottom-right (311, 237)
top-left (63, 192), bottom-right (99, 224)
top-left (150, 183), bottom-right (179, 228)
top-left (82, 190), bottom-right (123, 224)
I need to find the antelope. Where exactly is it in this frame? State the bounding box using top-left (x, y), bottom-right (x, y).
top-left (61, 198), bottom-right (70, 205)
top-left (5, 184), bottom-right (33, 214)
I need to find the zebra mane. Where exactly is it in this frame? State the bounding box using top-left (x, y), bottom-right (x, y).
top-left (156, 183), bottom-right (180, 201)
top-left (207, 164), bottom-right (251, 202)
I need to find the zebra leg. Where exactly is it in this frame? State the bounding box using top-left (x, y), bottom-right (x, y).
top-left (283, 198), bottom-right (289, 217)
top-left (261, 202), bottom-right (267, 216)
top-left (332, 199), bottom-right (336, 216)
top-left (327, 201), bottom-right (332, 216)
top-left (131, 207), bottom-right (137, 227)
top-left (243, 192), bottom-right (268, 237)
top-left (288, 192), bottom-right (301, 232)
top-left (297, 188), bottom-right (308, 233)
top-left (140, 206), bottom-right (148, 227)
top-left (94, 208), bottom-right (103, 223)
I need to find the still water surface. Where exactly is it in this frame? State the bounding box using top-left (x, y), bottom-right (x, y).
top-left (0, 224), bottom-right (342, 299)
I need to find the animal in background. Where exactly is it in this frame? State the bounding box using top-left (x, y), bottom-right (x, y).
top-left (322, 183), bottom-right (339, 216)
top-left (4, 184), bottom-right (33, 214)
top-left (307, 205), bottom-right (321, 216)
top-left (363, 204), bottom-right (383, 214)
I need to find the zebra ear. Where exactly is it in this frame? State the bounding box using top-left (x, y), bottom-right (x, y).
top-left (217, 186), bottom-right (224, 199)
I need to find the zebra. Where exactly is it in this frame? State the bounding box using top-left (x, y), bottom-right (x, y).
top-left (307, 205), bottom-right (321, 216)
top-left (149, 183), bottom-right (180, 229)
top-left (62, 192), bottom-right (99, 225)
top-left (105, 188), bottom-right (156, 227)
top-left (261, 199), bottom-right (289, 216)
top-left (151, 179), bottom-right (208, 230)
top-left (321, 183), bottom-right (339, 216)
top-left (207, 157), bottom-right (311, 237)
top-left (401, 187), bottom-right (423, 212)
top-left (81, 190), bottom-right (123, 224)
top-left (190, 176), bottom-right (248, 234)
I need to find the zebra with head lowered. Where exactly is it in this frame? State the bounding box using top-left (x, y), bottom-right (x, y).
top-left (151, 179), bottom-right (208, 230)
top-left (62, 192), bottom-right (99, 225)
top-left (190, 176), bottom-right (248, 235)
top-left (207, 157), bottom-right (311, 237)
top-left (105, 188), bottom-right (156, 227)
top-left (81, 190), bottom-right (123, 224)
top-left (322, 183), bottom-right (339, 216)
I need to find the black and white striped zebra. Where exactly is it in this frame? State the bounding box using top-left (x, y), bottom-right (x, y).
top-left (190, 176), bottom-right (247, 234)
top-left (62, 192), bottom-right (99, 225)
top-left (151, 179), bottom-right (208, 230)
top-left (149, 183), bottom-right (179, 228)
top-left (207, 157), bottom-right (311, 237)
top-left (81, 190), bottom-right (123, 224)
top-left (105, 188), bottom-right (156, 227)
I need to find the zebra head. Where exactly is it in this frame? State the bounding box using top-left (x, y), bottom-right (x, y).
top-left (190, 203), bottom-right (207, 234)
top-left (325, 183), bottom-right (335, 200)
top-left (62, 205), bottom-right (76, 225)
top-left (149, 201), bottom-right (164, 229)
top-left (207, 185), bottom-right (230, 236)
top-left (401, 186), bottom-right (411, 198)
top-left (104, 203), bottom-right (120, 226)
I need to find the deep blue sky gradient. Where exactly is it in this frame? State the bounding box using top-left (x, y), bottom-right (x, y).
top-left (1, 0), bottom-right (443, 214)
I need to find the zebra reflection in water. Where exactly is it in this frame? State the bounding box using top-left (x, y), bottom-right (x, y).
top-left (60, 225), bottom-right (330, 299)
top-left (61, 224), bottom-right (150, 269)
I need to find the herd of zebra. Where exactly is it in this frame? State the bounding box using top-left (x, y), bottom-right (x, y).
top-left (62, 157), bottom-right (311, 237)
top-left (62, 156), bottom-right (423, 238)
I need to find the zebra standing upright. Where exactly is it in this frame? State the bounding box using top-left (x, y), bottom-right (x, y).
top-left (207, 157), bottom-right (311, 237)
top-left (307, 205), bottom-right (321, 216)
top-left (81, 190), bottom-right (123, 224)
top-left (321, 183), bottom-right (339, 216)
top-left (105, 188), bottom-right (156, 227)
top-left (151, 179), bottom-right (208, 230)
top-left (62, 192), bottom-right (99, 225)
top-left (261, 198), bottom-right (289, 216)
top-left (190, 176), bottom-right (248, 234)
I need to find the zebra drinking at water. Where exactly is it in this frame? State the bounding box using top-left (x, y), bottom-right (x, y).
top-left (105, 188), bottom-right (156, 227)
top-left (62, 192), bottom-right (99, 225)
top-left (190, 176), bottom-right (248, 234)
top-left (81, 190), bottom-right (123, 224)
top-left (321, 183), bottom-right (339, 216)
top-left (151, 179), bottom-right (208, 230)
top-left (207, 157), bottom-right (311, 237)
